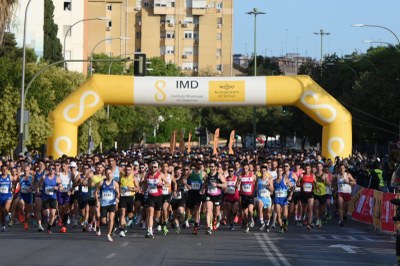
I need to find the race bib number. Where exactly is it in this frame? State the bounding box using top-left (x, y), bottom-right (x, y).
top-left (20, 185), bottom-right (30, 194)
top-left (191, 182), bottom-right (201, 190)
top-left (162, 186), bottom-right (170, 195)
top-left (227, 186), bottom-right (236, 194)
top-left (208, 186), bottom-right (218, 194)
top-left (338, 184), bottom-right (351, 194)
top-left (148, 184), bottom-right (158, 194)
top-left (45, 186), bottom-right (54, 196)
top-left (242, 184), bottom-right (252, 193)
top-left (260, 189), bottom-right (270, 198)
top-left (275, 189), bottom-right (287, 198)
top-left (294, 187), bottom-right (301, 192)
top-left (81, 186), bottom-right (89, 193)
top-left (102, 191), bottom-right (114, 201)
top-left (0, 185), bottom-right (9, 194)
top-left (173, 191), bottom-right (182, 199)
top-left (303, 183), bottom-right (312, 192)
top-left (121, 186), bottom-right (131, 197)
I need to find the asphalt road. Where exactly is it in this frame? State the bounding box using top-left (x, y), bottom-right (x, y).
top-left (0, 218), bottom-right (395, 266)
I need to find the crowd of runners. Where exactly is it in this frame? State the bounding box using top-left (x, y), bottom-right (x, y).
top-left (0, 147), bottom-right (397, 242)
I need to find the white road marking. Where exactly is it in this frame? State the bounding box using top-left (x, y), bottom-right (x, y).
top-left (121, 242), bottom-right (129, 247)
top-left (255, 233), bottom-right (280, 266)
top-left (329, 244), bottom-right (358, 253)
top-left (262, 233), bottom-right (291, 266)
top-left (106, 253), bottom-right (116, 259)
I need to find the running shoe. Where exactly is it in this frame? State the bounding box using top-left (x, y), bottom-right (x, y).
top-left (229, 224), bottom-right (235, 231)
top-left (24, 222), bottom-right (29, 230)
top-left (107, 234), bottom-right (114, 242)
top-left (157, 225), bottom-right (162, 232)
top-left (215, 220), bottom-right (220, 230)
top-left (221, 217), bottom-right (227, 226)
top-left (265, 225), bottom-right (270, 233)
top-left (38, 225), bottom-right (44, 232)
top-left (1, 226), bottom-right (5, 232)
top-left (278, 227), bottom-right (284, 233)
top-left (259, 223), bottom-right (265, 231)
top-left (119, 230), bottom-right (126, 237)
top-left (192, 227), bottom-right (198, 235)
top-left (206, 227), bottom-right (212, 235)
top-left (96, 229), bottom-right (102, 236)
top-left (212, 219), bottom-right (217, 231)
top-left (249, 218), bottom-right (255, 228)
top-left (162, 225), bottom-right (169, 236)
top-left (307, 224), bottom-right (312, 231)
top-left (175, 226), bottom-right (181, 235)
top-left (60, 226), bottom-right (67, 233)
top-left (244, 226), bottom-right (250, 233)
top-left (8, 220), bottom-right (13, 227)
top-left (47, 229), bottom-right (52, 234)
top-left (233, 215), bottom-right (239, 224)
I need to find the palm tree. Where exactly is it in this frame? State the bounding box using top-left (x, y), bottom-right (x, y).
top-left (0, 0), bottom-right (17, 46)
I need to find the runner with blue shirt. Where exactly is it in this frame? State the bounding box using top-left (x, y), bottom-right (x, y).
top-left (255, 165), bottom-right (274, 232)
top-left (274, 164), bottom-right (293, 233)
top-left (0, 164), bottom-right (16, 232)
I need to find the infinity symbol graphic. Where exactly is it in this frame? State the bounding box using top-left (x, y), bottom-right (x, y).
top-left (328, 137), bottom-right (345, 159)
top-left (63, 91), bottom-right (100, 123)
top-left (54, 136), bottom-right (72, 157)
top-left (300, 91), bottom-right (337, 123)
top-left (154, 80), bottom-right (167, 102)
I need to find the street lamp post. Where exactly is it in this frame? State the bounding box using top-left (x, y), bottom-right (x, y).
top-left (247, 8), bottom-right (266, 150)
top-left (313, 29), bottom-right (330, 64)
top-left (364, 40), bottom-right (400, 53)
top-left (89, 37), bottom-right (130, 76)
top-left (352, 24), bottom-right (400, 45)
top-left (63, 17), bottom-right (111, 69)
top-left (19, 0), bottom-right (33, 154)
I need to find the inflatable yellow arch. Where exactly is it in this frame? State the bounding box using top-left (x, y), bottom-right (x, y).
top-left (47, 75), bottom-right (352, 160)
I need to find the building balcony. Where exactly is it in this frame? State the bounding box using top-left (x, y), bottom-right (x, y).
top-left (192, 8), bottom-right (207, 16)
top-left (154, 6), bottom-right (175, 15)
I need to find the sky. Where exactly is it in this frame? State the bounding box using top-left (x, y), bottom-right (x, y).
top-left (234, 0), bottom-right (400, 60)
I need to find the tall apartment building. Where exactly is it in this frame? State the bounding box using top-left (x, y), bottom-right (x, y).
top-left (86, 0), bottom-right (233, 76)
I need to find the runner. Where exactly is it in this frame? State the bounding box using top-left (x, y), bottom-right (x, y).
top-left (334, 163), bottom-right (356, 226)
top-left (159, 162), bottom-right (174, 236)
top-left (118, 164), bottom-right (139, 237)
top-left (239, 161), bottom-right (256, 233)
top-left (33, 160), bottom-right (46, 231)
top-left (255, 165), bottom-right (274, 232)
top-left (41, 165), bottom-right (62, 234)
top-left (90, 162), bottom-right (106, 235)
top-left (143, 161), bottom-right (168, 239)
top-left (0, 165), bottom-right (16, 231)
top-left (223, 164), bottom-right (240, 231)
top-left (201, 160), bottom-right (226, 235)
top-left (57, 161), bottom-right (73, 233)
top-left (185, 160), bottom-right (206, 235)
top-left (18, 165), bottom-right (34, 230)
top-left (273, 164), bottom-right (293, 233)
top-left (313, 162), bottom-right (330, 228)
top-left (298, 163), bottom-right (316, 230)
top-left (170, 166), bottom-right (186, 234)
top-left (134, 163), bottom-right (147, 230)
top-left (96, 167), bottom-right (120, 242)
top-left (8, 167), bottom-right (20, 227)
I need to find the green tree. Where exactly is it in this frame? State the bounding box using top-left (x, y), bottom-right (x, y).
top-left (0, 85), bottom-right (19, 156)
top-left (43, 0), bottom-right (63, 63)
top-left (0, 0), bottom-right (17, 46)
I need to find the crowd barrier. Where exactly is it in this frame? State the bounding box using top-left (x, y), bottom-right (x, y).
top-left (347, 184), bottom-right (396, 232)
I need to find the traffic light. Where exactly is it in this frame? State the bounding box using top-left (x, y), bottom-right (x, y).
top-left (134, 53), bottom-right (146, 76)
top-left (282, 106), bottom-right (288, 115)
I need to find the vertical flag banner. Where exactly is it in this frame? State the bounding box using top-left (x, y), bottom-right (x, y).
top-left (188, 131), bottom-right (192, 153)
top-left (170, 130), bottom-right (176, 153)
top-left (228, 130), bottom-right (235, 155)
top-left (179, 129), bottom-right (185, 152)
top-left (352, 188), bottom-right (374, 224)
top-left (213, 128), bottom-right (220, 155)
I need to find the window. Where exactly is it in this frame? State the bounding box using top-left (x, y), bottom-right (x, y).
top-left (217, 18), bottom-right (223, 25)
top-left (136, 48), bottom-right (142, 52)
top-left (63, 25), bottom-right (71, 37)
top-left (216, 64), bottom-right (223, 71)
top-left (136, 32), bottom-right (141, 39)
top-left (107, 4), bottom-right (112, 11)
top-left (166, 15), bottom-right (175, 24)
top-left (184, 31), bottom-right (193, 39)
top-left (160, 46), bottom-right (175, 55)
top-left (166, 31), bottom-right (175, 38)
top-left (217, 33), bottom-right (222, 40)
top-left (216, 49), bottom-right (222, 56)
top-left (64, 0), bottom-right (71, 11)
top-left (183, 16), bottom-right (194, 24)
top-left (216, 1), bottom-right (223, 9)
top-left (183, 47), bottom-right (193, 55)
top-left (182, 62), bottom-right (194, 70)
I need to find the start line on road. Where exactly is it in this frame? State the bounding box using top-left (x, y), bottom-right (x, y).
top-left (0, 221), bottom-right (395, 266)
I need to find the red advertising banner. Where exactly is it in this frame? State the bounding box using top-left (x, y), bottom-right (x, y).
top-left (380, 193), bottom-right (396, 232)
top-left (352, 188), bottom-right (374, 224)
